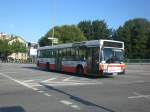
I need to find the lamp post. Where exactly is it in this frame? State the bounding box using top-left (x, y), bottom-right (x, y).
top-left (48, 0), bottom-right (57, 46)
top-left (48, 37), bottom-right (58, 46)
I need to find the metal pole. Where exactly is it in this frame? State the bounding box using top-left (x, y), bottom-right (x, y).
top-left (52, 27), bottom-right (54, 46)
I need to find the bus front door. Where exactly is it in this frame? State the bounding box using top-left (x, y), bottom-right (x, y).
top-left (55, 49), bottom-right (62, 71)
top-left (87, 47), bottom-right (99, 75)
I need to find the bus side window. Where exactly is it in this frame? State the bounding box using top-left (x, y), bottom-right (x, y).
top-left (54, 50), bottom-right (56, 57)
top-left (59, 49), bottom-right (62, 57)
top-left (62, 48), bottom-right (66, 60)
top-left (79, 48), bottom-right (86, 61)
top-left (37, 50), bottom-right (40, 58)
top-left (71, 48), bottom-right (76, 60)
top-left (75, 47), bottom-right (79, 60)
top-left (49, 50), bottom-right (51, 58)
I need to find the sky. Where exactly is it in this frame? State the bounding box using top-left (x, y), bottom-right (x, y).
top-left (0, 0), bottom-right (150, 42)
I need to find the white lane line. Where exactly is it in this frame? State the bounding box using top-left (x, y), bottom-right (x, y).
top-left (128, 92), bottom-right (150, 99)
top-left (63, 76), bottom-right (74, 81)
top-left (71, 105), bottom-right (81, 110)
top-left (45, 82), bottom-right (103, 86)
top-left (60, 100), bottom-right (81, 110)
top-left (44, 81), bottom-right (103, 84)
top-left (32, 88), bottom-right (39, 91)
top-left (134, 80), bottom-right (145, 83)
top-left (42, 78), bottom-right (57, 82)
top-left (60, 100), bottom-right (73, 105)
top-left (0, 70), bottom-right (11, 71)
top-left (3, 72), bottom-right (17, 74)
top-left (44, 93), bottom-right (51, 96)
top-left (0, 73), bottom-right (38, 91)
top-left (62, 80), bottom-right (94, 83)
top-left (23, 80), bottom-right (34, 83)
top-left (27, 83), bottom-right (42, 87)
top-left (37, 90), bottom-right (44, 93)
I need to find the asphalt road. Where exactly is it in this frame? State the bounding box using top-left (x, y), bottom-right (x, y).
top-left (0, 63), bottom-right (150, 112)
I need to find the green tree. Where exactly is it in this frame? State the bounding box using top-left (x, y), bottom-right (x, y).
top-left (11, 40), bottom-right (27, 53)
top-left (38, 25), bottom-right (86, 46)
top-left (114, 18), bottom-right (150, 59)
top-left (78, 21), bottom-right (92, 40)
top-left (0, 40), bottom-right (12, 58)
top-left (78, 20), bottom-right (112, 40)
top-left (38, 36), bottom-right (52, 47)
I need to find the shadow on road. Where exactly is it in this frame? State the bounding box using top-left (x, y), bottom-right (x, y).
top-left (22, 66), bottom-right (112, 79)
top-left (0, 106), bottom-right (26, 112)
top-left (41, 84), bottom-right (115, 112)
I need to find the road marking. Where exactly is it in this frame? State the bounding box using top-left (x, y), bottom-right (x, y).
top-left (44, 93), bottom-right (51, 96)
top-left (63, 76), bottom-right (74, 81)
top-left (45, 82), bottom-right (103, 86)
top-left (37, 90), bottom-right (44, 93)
top-left (134, 80), bottom-right (145, 83)
top-left (3, 72), bottom-right (17, 74)
top-left (0, 73), bottom-right (38, 91)
top-left (128, 92), bottom-right (150, 99)
top-left (23, 80), bottom-right (34, 83)
top-left (71, 105), bottom-right (81, 110)
top-left (63, 76), bottom-right (96, 83)
top-left (27, 83), bottom-right (42, 87)
top-left (42, 80), bottom-right (103, 84)
top-left (42, 78), bottom-right (57, 82)
top-left (0, 70), bottom-right (10, 71)
top-left (32, 88), bottom-right (39, 91)
top-left (62, 80), bottom-right (95, 83)
top-left (60, 100), bottom-right (81, 110)
top-left (60, 100), bottom-right (73, 105)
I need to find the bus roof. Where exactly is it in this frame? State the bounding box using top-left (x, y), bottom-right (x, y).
top-left (38, 39), bottom-right (124, 50)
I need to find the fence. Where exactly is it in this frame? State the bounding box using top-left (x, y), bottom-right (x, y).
top-left (0, 58), bottom-right (36, 64)
top-left (1, 58), bottom-right (150, 64)
top-left (125, 59), bottom-right (150, 63)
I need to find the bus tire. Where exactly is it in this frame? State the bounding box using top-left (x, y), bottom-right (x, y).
top-left (46, 62), bottom-right (50, 71)
top-left (119, 70), bottom-right (125, 75)
top-left (76, 65), bottom-right (83, 75)
top-left (122, 70), bottom-right (126, 75)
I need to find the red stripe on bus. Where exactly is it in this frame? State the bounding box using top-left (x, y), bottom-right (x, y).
top-left (83, 65), bottom-right (88, 75)
top-left (50, 64), bottom-right (56, 70)
top-left (61, 65), bottom-right (76, 73)
top-left (108, 64), bottom-right (123, 67)
top-left (120, 64), bottom-right (125, 70)
top-left (38, 63), bottom-right (46, 68)
top-left (99, 64), bottom-right (125, 70)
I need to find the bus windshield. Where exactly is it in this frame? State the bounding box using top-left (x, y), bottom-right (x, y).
top-left (102, 48), bottom-right (124, 63)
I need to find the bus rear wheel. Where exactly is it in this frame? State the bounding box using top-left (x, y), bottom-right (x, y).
top-left (76, 66), bottom-right (83, 75)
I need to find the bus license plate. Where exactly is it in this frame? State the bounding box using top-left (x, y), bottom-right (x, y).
top-left (108, 67), bottom-right (121, 73)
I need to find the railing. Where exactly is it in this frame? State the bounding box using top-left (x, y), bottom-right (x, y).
top-left (125, 59), bottom-right (150, 63)
top-left (0, 58), bottom-right (36, 64)
top-left (1, 58), bottom-right (150, 64)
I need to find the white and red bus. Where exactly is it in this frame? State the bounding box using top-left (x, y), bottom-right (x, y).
top-left (37, 39), bottom-right (125, 76)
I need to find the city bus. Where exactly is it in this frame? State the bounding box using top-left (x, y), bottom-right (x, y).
top-left (37, 39), bottom-right (125, 76)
